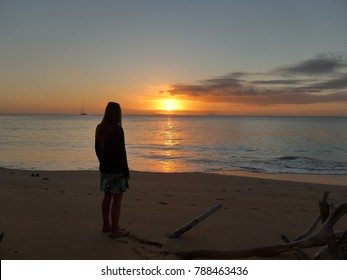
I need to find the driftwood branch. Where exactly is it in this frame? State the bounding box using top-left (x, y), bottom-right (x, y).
top-left (168, 203), bottom-right (222, 238)
top-left (175, 238), bottom-right (329, 260)
top-left (281, 235), bottom-right (310, 260)
top-left (280, 214), bottom-right (322, 259)
top-left (173, 193), bottom-right (347, 260)
top-left (293, 216), bottom-right (321, 241)
top-left (319, 191), bottom-right (330, 223)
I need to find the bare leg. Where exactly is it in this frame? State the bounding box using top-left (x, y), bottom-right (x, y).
top-left (111, 193), bottom-right (123, 232)
top-left (101, 191), bottom-right (112, 232)
top-left (109, 193), bottom-right (129, 238)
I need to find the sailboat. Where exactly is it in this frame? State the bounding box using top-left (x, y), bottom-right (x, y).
top-left (80, 103), bottom-right (87, 115)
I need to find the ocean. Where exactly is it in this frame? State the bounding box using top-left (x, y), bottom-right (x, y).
top-left (1, 114), bottom-right (347, 176)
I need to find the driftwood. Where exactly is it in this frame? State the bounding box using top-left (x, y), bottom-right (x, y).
top-left (168, 203), bottom-right (222, 238)
top-left (174, 192), bottom-right (347, 259)
top-left (281, 235), bottom-right (310, 260)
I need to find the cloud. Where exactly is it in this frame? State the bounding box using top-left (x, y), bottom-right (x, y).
top-left (164, 54), bottom-right (347, 106)
top-left (274, 54), bottom-right (347, 76)
top-left (252, 79), bottom-right (307, 85)
top-left (310, 74), bottom-right (347, 90)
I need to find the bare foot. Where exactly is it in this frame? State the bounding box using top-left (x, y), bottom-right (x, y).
top-left (109, 229), bottom-right (129, 239)
top-left (102, 225), bottom-right (112, 233)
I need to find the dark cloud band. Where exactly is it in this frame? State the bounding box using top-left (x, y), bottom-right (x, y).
top-left (164, 54), bottom-right (347, 105)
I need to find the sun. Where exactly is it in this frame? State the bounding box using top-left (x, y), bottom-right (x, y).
top-left (152, 95), bottom-right (186, 113)
top-left (161, 99), bottom-right (180, 112)
top-left (164, 101), bottom-right (175, 112)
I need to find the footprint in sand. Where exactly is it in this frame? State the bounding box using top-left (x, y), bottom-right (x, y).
top-left (116, 240), bottom-right (129, 244)
top-left (58, 190), bottom-right (66, 194)
top-left (280, 193), bottom-right (290, 197)
top-left (158, 201), bottom-right (168, 205)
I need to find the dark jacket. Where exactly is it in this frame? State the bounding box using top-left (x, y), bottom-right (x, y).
top-left (95, 124), bottom-right (129, 176)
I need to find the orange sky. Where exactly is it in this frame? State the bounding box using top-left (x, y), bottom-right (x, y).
top-left (1, 83), bottom-right (346, 116)
top-left (1, 1), bottom-right (346, 116)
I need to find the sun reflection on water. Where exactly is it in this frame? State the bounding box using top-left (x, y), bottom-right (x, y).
top-left (158, 117), bottom-right (181, 172)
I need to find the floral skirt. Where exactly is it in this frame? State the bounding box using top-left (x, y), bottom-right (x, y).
top-left (100, 172), bottom-right (128, 194)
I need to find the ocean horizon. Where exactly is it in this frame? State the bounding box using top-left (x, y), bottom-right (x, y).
top-left (1, 114), bottom-right (347, 177)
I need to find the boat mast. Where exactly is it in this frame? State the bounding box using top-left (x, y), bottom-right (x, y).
top-left (80, 102), bottom-right (87, 115)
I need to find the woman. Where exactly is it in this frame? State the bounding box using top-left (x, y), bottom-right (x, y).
top-left (95, 102), bottom-right (130, 238)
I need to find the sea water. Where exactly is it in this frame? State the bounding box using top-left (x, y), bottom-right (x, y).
top-left (1, 114), bottom-right (347, 175)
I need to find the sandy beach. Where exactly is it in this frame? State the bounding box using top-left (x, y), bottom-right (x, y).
top-left (1, 168), bottom-right (346, 260)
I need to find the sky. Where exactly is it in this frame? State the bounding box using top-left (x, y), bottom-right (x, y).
top-left (1, 0), bottom-right (347, 116)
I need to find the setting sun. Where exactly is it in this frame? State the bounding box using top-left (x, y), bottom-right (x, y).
top-left (164, 100), bottom-right (177, 111)
top-left (154, 98), bottom-right (183, 113)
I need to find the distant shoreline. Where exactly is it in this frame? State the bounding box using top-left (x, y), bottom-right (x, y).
top-left (1, 113), bottom-right (347, 118)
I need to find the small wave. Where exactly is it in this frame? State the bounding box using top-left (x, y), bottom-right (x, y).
top-left (277, 156), bottom-right (312, 161)
top-left (263, 156), bottom-right (347, 175)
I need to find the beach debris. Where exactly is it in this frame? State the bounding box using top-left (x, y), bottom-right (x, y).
top-left (168, 203), bottom-right (222, 238)
top-left (280, 215), bottom-right (322, 260)
top-left (174, 192), bottom-right (347, 259)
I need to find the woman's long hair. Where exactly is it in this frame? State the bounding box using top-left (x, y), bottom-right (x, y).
top-left (101, 102), bottom-right (122, 126)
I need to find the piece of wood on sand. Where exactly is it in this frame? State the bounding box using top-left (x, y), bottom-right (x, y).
top-left (174, 192), bottom-right (347, 259)
top-left (168, 203), bottom-right (222, 238)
